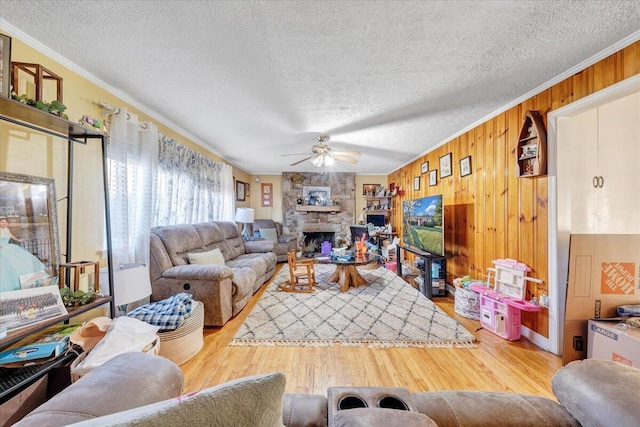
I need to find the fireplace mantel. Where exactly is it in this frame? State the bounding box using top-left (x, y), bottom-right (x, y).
top-left (295, 205), bottom-right (341, 213)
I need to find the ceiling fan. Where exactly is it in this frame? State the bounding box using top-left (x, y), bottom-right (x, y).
top-left (283, 135), bottom-right (361, 167)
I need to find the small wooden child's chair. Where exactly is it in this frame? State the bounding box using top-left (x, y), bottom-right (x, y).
top-left (279, 251), bottom-right (316, 293)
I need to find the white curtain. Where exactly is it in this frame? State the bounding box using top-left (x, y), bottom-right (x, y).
top-left (153, 134), bottom-right (235, 225)
top-left (106, 107), bottom-right (159, 267)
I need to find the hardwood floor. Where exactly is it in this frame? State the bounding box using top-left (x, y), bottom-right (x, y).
top-left (181, 265), bottom-right (562, 399)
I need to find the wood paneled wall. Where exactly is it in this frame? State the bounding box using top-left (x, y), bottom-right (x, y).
top-left (388, 40), bottom-right (640, 338)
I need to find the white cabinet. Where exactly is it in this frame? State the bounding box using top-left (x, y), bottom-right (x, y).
top-left (560, 91), bottom-right (640, 234)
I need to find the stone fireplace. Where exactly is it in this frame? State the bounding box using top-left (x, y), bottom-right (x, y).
top-left (282, 172), bottom-right (356, 253)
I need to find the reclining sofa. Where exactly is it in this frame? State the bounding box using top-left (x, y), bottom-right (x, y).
top-left (15, 352), bottom-right (640, 427)
top-left (250, 219), bottom-right (298, 262)
top-left (149, 221), bottom-right (277, 326)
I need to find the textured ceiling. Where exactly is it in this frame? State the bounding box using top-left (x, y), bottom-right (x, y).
top-left (2, 1), bottom-right (640, 174)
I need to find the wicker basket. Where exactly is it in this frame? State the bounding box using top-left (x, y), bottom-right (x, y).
top-left (70, 336), bottom-right (160, 383)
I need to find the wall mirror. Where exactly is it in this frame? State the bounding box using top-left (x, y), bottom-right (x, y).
top-left (0, 171), bottom-right (60, 293)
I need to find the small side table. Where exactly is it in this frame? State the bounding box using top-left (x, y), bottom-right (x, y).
top-left (59, 261), bottom-right (100, 292)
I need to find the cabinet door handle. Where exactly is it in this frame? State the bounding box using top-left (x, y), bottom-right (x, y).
top-left (598, 176), bottom-right (604, 188)
top-left (593, 176), bottom-right (599, 188)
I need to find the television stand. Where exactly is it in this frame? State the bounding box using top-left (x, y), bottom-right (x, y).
top-left (396, 245), bottom-right (447, 299)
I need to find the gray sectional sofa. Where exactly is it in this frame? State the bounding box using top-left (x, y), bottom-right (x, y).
top-left (149, 221), bottom-right (277, 326)
top-left (14, 353), bottom-right (640, 426)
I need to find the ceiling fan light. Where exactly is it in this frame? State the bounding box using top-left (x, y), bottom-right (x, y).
top-left (324, 156), bottom-right (334, 166)
top-left (311, 156), bottom-right (324, 167)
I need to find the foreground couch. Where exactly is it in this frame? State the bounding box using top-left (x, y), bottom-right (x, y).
top-left (15, 353), bottom-right (640, 426)
top-left (150, 221), bottom-right (277, 326)
top-left (250, 219), bottom-right (297, 262)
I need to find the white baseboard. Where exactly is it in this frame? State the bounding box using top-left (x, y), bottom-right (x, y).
top-left (521, 326), bottom-right (554, 354)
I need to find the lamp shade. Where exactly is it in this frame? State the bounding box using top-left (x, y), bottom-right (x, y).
top-left (235, 207), bottom-right (254, 223)
top-left (112, 263), bottom-right (152, 307)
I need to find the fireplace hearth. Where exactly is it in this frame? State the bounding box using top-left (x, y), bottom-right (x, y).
top-left (302, 232), bottom-right (335, 256)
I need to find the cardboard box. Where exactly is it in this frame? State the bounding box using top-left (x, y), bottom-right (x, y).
top-left (588, 320), bottom-right (640, 366)
top-left (564, 234), bottom-right (640, 364)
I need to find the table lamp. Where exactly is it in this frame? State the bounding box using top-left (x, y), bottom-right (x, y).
top-left (358, 213), bottom-right (365, 225)
top-left (235, 207), bottom-right (255, 241)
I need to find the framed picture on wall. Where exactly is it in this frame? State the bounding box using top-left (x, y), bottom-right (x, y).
top-left (261, 183), bottom-right (272, 207)
top-left (236, 180), bottom-right (246, 201)
top-left (429, 169), bottom-right (437, 186)
top-left (460, 156), bottom-right (472, 177)
top-left (362, 183), bottom-right (380, 196)
top-left (0, 34), bottom-right (11, 97)
top-left (421, 161), bottom-right (429, 174)
top-left (439, 153), bottom-right (452, 178)
top-left (413, 176), bottom-right (420, 191)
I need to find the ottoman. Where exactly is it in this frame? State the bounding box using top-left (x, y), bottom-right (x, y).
top-left (158, 300), bottom-right (204, 365)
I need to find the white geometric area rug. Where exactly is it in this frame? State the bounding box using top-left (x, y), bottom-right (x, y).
top-left (230, 264), bottom-right (476, 348)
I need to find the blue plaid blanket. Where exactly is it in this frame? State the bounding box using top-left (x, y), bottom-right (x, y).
top-left (126, 293), bottom-right (193, 330)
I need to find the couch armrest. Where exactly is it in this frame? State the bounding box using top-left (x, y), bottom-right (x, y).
top-left (245, 240), bottom-right (276, 253)
top-left (553, 359), bottom-right (640, 427)
top-left (282, 393), bottom-right (328, 427)
top-left (162, 264), bottom-right (234, 280)
top-left (279, 234), bottom-right (297, 244)
top-left (14, 353), bottom-right (183, 427)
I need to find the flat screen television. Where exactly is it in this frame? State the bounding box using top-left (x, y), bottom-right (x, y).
top-left (402, 194), bottom-right (444, 255)
top-left (366, 214), bottom-right (386, 227)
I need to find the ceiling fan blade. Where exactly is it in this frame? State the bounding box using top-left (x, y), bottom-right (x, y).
top-left (333, 155), bottom-right (359, 164)
top-left (332, 150), bottom-right (361, 156)
top-left (281, 153), bottom-right (311, 157)
top-left (290, 156), bottom-right (313, 166)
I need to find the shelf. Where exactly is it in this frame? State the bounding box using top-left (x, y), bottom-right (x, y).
top-left (519, 134), bottom-right (538, 142)
top-left (0, 352), bottom-right (75, 402)
top-left (296, 205), bottom-right (341, 213)
top-left (516, 110), bottom-right (547, 178)
top-left (0, 297), bottom-right (113, 349)
top-left (0, 96), bottom-right (105, 142)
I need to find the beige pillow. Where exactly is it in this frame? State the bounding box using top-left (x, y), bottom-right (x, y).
top-left (69, 372), bottom-right (286, 427)
top-left (259, 228), bottom-right (278, 243)
top-left (187, 248), bottom-right (225, 265)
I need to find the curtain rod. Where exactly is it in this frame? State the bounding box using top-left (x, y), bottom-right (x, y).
top-left (99, 102), bottom-right (149, 129)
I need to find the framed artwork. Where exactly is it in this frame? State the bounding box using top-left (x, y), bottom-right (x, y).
top-left (245, 182), bottom-right (250, 198)
top-left (429, 169), bottom-right (437, 186)
top-left (460, 156), bottom-right (472, 177)
top-left (261, 183), bottom-right (272, 207)
top-left (439, 153), bottom-right (452, 178)
top-left (0, 34), bottom-right (11, 97)
top-left (421, 161), bottom-right (429, 174)
top-left (236, 180), bottom-right (246, 201)
top-left (0, 172), bottom-right (61, 293)
top-left (362, 183), bottom-right (380, 196)
top-left (413, 176), bottom-right (420, 191)
top-left (303, 186), bottom-right (331, 206)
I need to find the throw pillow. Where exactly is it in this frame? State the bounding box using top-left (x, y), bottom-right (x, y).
top-left (259, 228), bottom-right (278, 243)
top-left (187, 248), bottom-right (225, 265)
top-left (75, 372), bottom-right (286, 427)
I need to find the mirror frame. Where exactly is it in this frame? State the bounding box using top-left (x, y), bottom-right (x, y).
top-left (0, 171), bottom-right (60, 291)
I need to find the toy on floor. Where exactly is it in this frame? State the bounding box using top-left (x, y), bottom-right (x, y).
top-left (470, 259), bottom-right (543, 341)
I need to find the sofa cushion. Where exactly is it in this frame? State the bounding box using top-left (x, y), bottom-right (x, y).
top-left (552, 359), bottom-right (640, 427)
top-left (67, 372), bottom-right (286, 427)
top-left (188, 248), bottom-right (225, 265)
top-left (412, 391), bottom-right (580, 427)
top-left (334, 408), bottom-right (437, 427)
top-left (260, 228), bottom-right (279, 242)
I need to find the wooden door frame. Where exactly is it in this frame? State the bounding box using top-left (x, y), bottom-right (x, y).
top-left (547, 73), bottom-right (640, 355)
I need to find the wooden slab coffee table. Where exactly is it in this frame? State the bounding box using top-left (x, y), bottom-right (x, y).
top-left (317, 254), bottom-right (378, 292)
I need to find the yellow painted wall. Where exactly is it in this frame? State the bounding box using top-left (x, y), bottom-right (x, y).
top-left (249, 175), bottom-right (283, 222)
